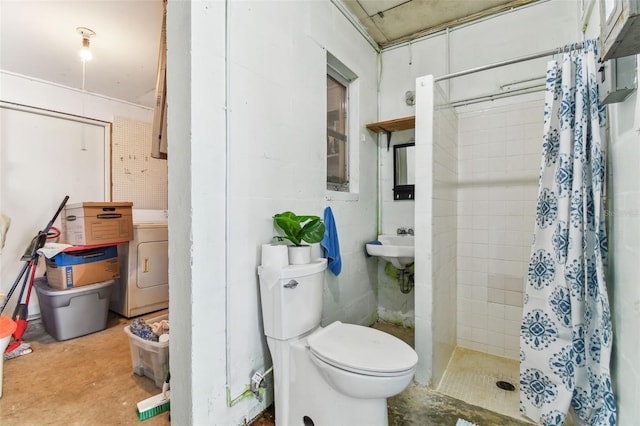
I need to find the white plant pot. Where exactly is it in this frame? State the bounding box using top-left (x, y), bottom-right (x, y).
top-left (288, 245), bottom-right (311, 265)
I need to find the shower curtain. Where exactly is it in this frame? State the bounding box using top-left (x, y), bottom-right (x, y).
top-left (519, 40), bottom-right (616, 426)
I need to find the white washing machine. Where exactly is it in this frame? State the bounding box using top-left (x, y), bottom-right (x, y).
top-left (110, 209), bottom-right (168, 318)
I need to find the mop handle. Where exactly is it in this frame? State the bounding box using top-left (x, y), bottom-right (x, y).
top-left (41, 195), bottom-right (69, 242)
top-left (0, 195), bottom-right (69, 314)
top-left (32, 195), bottom-right (69, 256)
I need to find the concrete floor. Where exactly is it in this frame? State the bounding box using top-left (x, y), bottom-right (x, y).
top-left (1, 310), bottom-right (171, 426)
top-left (2, 314), bottom-right (531, 426)
top-left (250, 322), bottom-right (533, 426)
top-left (250, 381), bottom-right (533, 426)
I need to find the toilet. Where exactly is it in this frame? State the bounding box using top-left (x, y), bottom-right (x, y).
top-left (258, 245), bottom-right (418, 426)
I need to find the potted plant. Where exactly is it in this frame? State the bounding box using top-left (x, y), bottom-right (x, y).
top-left (273, 211), bottom-right (325, 265)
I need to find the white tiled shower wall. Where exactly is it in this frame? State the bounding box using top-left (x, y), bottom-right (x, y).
top-left (456, 97), bottom-right (544, 359)
top-left (430, 84), bottom-right (459, 385)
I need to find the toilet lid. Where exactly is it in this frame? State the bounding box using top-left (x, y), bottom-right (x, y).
top-left (307, 321), bottom-right (418, 375)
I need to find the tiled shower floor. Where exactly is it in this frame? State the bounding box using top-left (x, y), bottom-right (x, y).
top-left (437, 347), bottom-right (532, 423)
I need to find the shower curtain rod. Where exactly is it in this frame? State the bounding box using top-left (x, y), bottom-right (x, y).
top-left (434, 40), bottom-right (588, 82)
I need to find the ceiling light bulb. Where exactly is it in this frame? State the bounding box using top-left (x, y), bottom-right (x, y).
top-left (76, 27), bottom-right (95, 62)
top-left (79, 38), bottom-right (92, 61)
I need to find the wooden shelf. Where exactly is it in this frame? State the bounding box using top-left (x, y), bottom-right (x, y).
top-left (365, 116), bottom-right (415, 133)
top-left (365, 116), bottom-right (415, 150)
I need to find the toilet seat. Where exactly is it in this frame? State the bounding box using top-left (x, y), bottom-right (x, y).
top-left (307, 321), bottom-right (418, 377)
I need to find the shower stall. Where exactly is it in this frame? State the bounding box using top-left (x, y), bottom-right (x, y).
top-left (410, 73), bottom-right (546, 419)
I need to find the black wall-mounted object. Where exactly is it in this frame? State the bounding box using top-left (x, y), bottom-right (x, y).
top-left (393, 142), bottom-right (415, 200)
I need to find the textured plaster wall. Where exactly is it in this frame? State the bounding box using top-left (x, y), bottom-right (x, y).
top-left (168, 1), bottom-right (380, 423)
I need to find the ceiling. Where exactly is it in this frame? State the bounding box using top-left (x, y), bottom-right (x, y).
top-left (342, 0), bottom-right (538, 47)
top-left (0, 0), bottom-right (536, 109)
top-left (0, 0), bottom-right (164, 108)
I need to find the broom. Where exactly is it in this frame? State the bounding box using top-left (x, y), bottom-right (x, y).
top-left (137, 371), bottom-right (170, 421)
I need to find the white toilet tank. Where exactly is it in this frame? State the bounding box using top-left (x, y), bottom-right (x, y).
top-left (258, 248), bottom-right (327, 341)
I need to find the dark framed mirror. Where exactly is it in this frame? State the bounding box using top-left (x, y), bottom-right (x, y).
top-left (393, 142), bottom-right (415, 200)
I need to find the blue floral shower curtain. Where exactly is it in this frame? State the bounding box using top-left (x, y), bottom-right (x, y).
top-left (519, 40), bottom-right (616, 426)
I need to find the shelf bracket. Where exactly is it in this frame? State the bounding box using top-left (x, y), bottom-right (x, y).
top-left (385, 130), bottom-right (392, 151)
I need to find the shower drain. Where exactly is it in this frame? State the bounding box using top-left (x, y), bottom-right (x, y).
top-left (496, 380), bottom-right (516, 391)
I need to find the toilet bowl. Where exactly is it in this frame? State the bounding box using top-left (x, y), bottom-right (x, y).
top-left (258, 245), bottom-right (418, 426)
top-left (307, 321), bottom-right (417, 399)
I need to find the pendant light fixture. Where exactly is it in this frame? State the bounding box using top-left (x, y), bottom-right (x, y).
top-left (76, 27), bottom-right (95, 91)
top-left (76, 27), bottom-right (95, 62)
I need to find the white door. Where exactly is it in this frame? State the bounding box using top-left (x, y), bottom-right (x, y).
top-left (0, 103), bottom-right (109, 316)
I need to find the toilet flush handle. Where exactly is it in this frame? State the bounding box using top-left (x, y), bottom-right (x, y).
top-left (284, 280), bottom-right (298, 289)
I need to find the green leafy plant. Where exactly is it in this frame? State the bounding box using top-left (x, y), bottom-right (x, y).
top-left (273, 211), bottom-right (325, 246)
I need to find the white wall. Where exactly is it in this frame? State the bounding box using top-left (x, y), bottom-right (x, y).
top-left (0, 71), bottom-right (152, 123)
top-left (165, 1), bottom-right (227, 424)
top-left (0, 72), bottom-right (156, 315)
top-left (414, 75), bottom-right (435, 384)
top-left (0, 106), bottom-right (108, 317)
top-left (379, 128), bottom-right (415, 234)
top-left (167, 1), bottom-right (379, 424)
top-left (430, 83), bottom-right (459, 385)
top-left (582, 2), bottom-right (640, 422)
top-left (411, 78), bottom-right (461, 387)
top-left (378, 127), bottom-right (415, 326)
top-left (227, 0), bottom-right (379, 332)
top-left (607, 57), bottom-right (640, 424)
top-left (0, 74), bottom-right (167, 212)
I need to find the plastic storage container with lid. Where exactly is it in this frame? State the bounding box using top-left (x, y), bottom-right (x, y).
top-left (124, 313), bottom-right (169, 388)
top-left (34, 278), bottom-right (114, 341)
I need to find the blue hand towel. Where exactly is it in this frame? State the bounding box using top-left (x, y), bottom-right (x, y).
top-left (321, 206), bottom-right (342, 276)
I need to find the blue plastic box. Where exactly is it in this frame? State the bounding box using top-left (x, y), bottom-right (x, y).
top-left (45, 246), bottom-right (119, 289)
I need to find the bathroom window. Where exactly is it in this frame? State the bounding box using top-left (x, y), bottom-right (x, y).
top-left (327, 53), bottom-right (357, 193)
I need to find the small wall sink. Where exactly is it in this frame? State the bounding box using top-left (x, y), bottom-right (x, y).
top-left (366, 234), bottom-right (414, 269)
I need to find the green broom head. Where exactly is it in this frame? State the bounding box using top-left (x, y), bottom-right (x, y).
top-left (137, 371), bottom-right (170, 421)
top-left (137, 399), bottom-right (170, 421)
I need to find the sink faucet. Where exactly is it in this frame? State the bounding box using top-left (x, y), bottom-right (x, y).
top-left (397, 227), bottom-right (414, 236)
